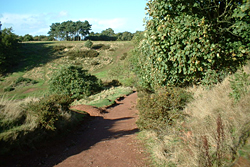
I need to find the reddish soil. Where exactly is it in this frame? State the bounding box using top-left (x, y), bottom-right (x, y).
top-left (23, 88), bottom-right (38, 94)
top-left (233, 157), bottom-right (250, 167)
top-left (1, 92), bottom-right (150, 167)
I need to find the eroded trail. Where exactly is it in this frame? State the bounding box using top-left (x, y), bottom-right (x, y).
top-left (2, 92), bottom-right (149, 167)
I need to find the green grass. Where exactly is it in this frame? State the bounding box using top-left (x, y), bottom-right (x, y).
top-left (94, 70), bottom-right (109, 80)
top-left (72, 86), bottom-right (134, 108)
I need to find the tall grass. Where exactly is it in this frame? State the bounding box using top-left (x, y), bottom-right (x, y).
top-left (0, 94), bottom-right (86, 155)
top-left (138, 64), bottom-right (250, 166)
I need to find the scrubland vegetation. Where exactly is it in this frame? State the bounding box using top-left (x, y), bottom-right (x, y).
top-left (0, 29), bottom-right (136, 155)
top-left (132, 0), bottom-right (250, 166)
top-left (0, 0), bottom-right (250, 166)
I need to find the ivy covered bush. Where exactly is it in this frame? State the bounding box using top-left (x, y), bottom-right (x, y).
top-left (49, 65), bottom-right (103, 99)
top-left (136, 0), bottom-right (250, 89)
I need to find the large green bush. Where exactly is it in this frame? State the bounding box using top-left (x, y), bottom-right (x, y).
top-left (49, 65), bottom-right (103, 99)
top-left (136, 0), bottom-right (250, 89)
top-left (25, 94), bottom-right (74, 131)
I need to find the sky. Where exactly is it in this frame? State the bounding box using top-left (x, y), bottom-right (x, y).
top-left (0, 0), bottom-right (147, 36)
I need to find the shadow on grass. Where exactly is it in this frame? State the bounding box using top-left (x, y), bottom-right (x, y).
top-left (11, 42), bottom-right (63, 73)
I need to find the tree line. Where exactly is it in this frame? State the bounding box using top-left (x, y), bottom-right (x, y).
top-left (48, 20), bottom-right (91, 41)
top-left (47, 20), bottom-right (139, 41)
top-left (17, 20), bottom-right (140, 42)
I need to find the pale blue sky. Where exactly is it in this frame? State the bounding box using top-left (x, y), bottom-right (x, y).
top-left (0, 0), bottom-right (147, 36)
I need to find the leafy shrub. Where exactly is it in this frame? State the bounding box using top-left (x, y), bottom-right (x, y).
top-left (229, 70), bottom-right (250, 102)
top-left (91, 44), bottom-right (110, 50)
top-left (67, 50), bottom-right (99, 59)
top-left (49, 65), bottom-right (103, 99)
top-left (25, 94), bottom-right (73, 131)
top-left (84, 40), bottom-right (93, 48)
top-left (136, 87), bottom-right (192, 131)
top-left (135, 0), bottom-right (250, 89)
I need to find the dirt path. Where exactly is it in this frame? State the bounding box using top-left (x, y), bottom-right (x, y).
top-left (1, 92), bottom-right (150, 167)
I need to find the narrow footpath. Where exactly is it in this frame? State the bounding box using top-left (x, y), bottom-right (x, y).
top-left (2, 92), bottom-right (150, 167)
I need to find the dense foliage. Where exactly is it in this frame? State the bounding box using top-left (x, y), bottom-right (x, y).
top-left (0, 28), bottom-right (20, 74)
top-left (135, 0), bottom-right (250, 89)
top-left (48, 20), bottom-right (91, 41)
top-left (49, 65), bottom-right (103, 99)
top-left (86, 29), bottom-right (140, 41)
top-left (136, 87), bottom-right (192, 131)
top-left (25, 94), bottom-right (74, 131)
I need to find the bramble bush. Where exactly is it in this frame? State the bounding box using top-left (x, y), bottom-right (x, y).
top-left (49, 65), bottom-right (103, 99)
top-left (136, 87), bottom-right (192, 131)
top-left (135, 0), bottom-right (250, 89)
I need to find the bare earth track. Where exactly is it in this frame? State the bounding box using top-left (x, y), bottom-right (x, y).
top-left (1, 92), bottom-right (150, 167)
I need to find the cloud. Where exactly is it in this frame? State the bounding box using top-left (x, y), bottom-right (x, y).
top-left (82, 18), bottom-right (128, 33)
top-left (0, 11), bottom-right (69, 35)
top-left (0, 12), bottom-right (142, 36)
top-left (58, 11), bottom-right (68, 17)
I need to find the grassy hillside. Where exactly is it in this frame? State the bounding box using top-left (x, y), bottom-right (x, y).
top-left (0, 41), bottom-right (134, 100)
top-left (0, 40), bottom-right (136, 155)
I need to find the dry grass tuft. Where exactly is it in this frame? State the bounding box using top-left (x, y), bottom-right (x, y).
top-left (139, 65), bottom-right (250, 166)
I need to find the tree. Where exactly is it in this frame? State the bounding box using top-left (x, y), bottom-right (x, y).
top-left (48, 20), bottom-right (91, 41)
top-left (79, 20), bottom-right (91, 40)
top-left (0, 28), bottom-right (19, 74)
top-left (117, 31), bottom-right (134, 41)
top-left (23, 34), bottom-right (34, 41)
top-left (48, 23), bottom-right (62, 40)
top-left (135, 0), bottom-right (250, 89)
top-left (101, 28), bottom-right (115, 37)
